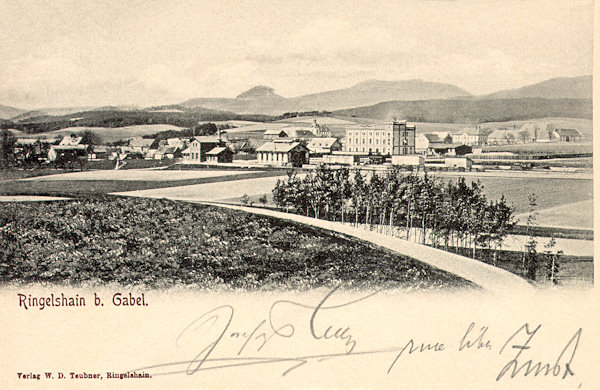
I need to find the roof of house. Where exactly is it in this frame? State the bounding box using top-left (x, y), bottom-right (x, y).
top-left (128, 138), bottom-right (154, 148)
top-left (206, 147), bottom-right (230, 155)
top-left (256, 141), bottom-right (307, 153)
top-left (167, 138), bottom-right (185, 146)
top-left (307, 137), bottom-right (339, 148)
top-left (93, 146), bottom-right (110, 153)
top-left (454, 127), bottom-right (480, 135)
top-left (15, 138), bottom-right (40, 145)
top-left (555, 128), bottom-right (581, 137)
top-left (421, 133), bottom-right (441, 142)
top-left (51, 144), bottom-right (88, 151)
top-left (265, 126), bottom-right (316, 138)
top-left (192, 136), bottom-right (222, 143)
top-left (428, 143), bottom-right (465, 149)
top-left (59, 136), bottom-right (83, 146)
top-left (487, 129), bottom-right (518, 138)
top-left (162, 147), bottom-right (178, 154)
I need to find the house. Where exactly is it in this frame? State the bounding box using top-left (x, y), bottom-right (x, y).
top-left (59, 135), bottom-right (83, 146)
top-left (450, 127), bottom-right (490, 146)
top-left (310, 119), bottom-right (331, 137)
top-left (263, 126), bottom-right (316, 140)
top-left (48, 144), bottom-right (89, 162)
top-left (88, 146), bottom-right (110, 160)
top-left (206, 147), bottom-right (233, 163)
top-left (486, 129), bottom-right (519, 145)
top-left (166, 138), bottom-right (187, 149)
top-left (13, 138), bottom-right (54, 164)
top-left (127, 138), bottom-right (154, 154)
top-left (256, 139), bottom-right (309, 167)
top-left (415, 133), bottom-right (452, 153)
top-left (306, 138), bottom-right (342, 155)
top-left (426, 143), bottom-right (472, 156)
top-left (553, 129), bottom-right (582, 142)
top-left (182, 136), bottom-right (225, 162)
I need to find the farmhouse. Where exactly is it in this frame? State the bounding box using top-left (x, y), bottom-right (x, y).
top-left (415, 133), bottom-right (452, 153)
top-left (182, 136), bottom-right (225, 162)
top-left (307, 137), bottom-right (342, 155)
top-left (59, 135), bottom-right (83, 146)
top-left (48, 144), bottom-right (89, 162)
top-left (127, 138), bottom-right (154, 154)
top-left (205, 147), bottom-right (233, 163)
top-left (263, 126), bottom-right (316, 140)
top-left (450, 127), bottom-right (490, 146)
top-left (553, 128), bottom-right (582, 142)
top-left (486, 129), bottom-right (519, 145)
top-left (256, 139), bottom-right (309, 167)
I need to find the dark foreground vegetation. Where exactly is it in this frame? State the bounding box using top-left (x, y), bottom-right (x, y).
top-left (0, 197), bottom-right (472, 290)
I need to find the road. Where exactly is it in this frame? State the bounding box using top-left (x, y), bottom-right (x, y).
top-left (195, 202), bottom-right (535, 294)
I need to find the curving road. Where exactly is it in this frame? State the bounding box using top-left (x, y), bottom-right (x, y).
top-left (194, 202), bottom-right (535, 295)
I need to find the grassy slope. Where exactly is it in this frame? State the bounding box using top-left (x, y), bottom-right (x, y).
top-left (0, 197), bottom-right (472, 290)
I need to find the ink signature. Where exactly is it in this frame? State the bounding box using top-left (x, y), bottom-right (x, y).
top-left (129, 288), bottom-right (582, 383)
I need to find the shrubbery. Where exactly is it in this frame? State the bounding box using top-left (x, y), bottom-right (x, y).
top-left (0, 196), bottom-right (471, 289)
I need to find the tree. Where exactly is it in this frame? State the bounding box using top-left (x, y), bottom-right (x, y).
top-left (351, 169), bottom-right (367, 226)
top-left (1, 128), bottom-right (16, 168)
top-left (518, 130), bottom-right (530, 144)
top-left (79, 130), bottom-right (102, 149)
top-left (258, 195), bottom-right (268, 205)
top-left (523, 194), bottom-right (540, 280)
top-left (543, 236), bottom-right (562, 285)
top-left (240, 194), bottom-right (249, 205)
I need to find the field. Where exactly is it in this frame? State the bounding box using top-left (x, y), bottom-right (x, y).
top-left (226, 172), bottom-right (593, 227)
top-left (25, 124), bottom-right (187, 143)
top-left (438, 174), bottom-right (593, 216)
top-left (514, 200), bottom-right (593, 230)
top-left (0, 197), bottom-right (472, 290)
top-left (0, 170), bottom-right (286, 197)
top-left (19, 169), bottom-right (255, 182)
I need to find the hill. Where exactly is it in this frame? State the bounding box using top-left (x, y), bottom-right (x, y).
top-left (0, 104), bottom-right (26, 120)
top-left (333, 98), bottom-right (592, 124)
top-left (181, 80), bottom-right (471, 115)
top-left (290, 79), bottom-right (470, 111)
top-left (181, 86), bottom-right (304, 115)
top-left (480, 75), bottom-right (592, 100)
top-left (29, 124), bottom-right (188, 143)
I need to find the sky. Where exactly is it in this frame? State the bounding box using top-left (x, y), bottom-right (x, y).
top-left (0, 0), bottom-right (594, 109)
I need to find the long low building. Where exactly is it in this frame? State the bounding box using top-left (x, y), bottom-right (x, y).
top-left (256, 139), bottom-right (309, 167)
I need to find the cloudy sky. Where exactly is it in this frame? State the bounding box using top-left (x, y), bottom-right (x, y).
top-left (0, 0), bottom-right (594, 109)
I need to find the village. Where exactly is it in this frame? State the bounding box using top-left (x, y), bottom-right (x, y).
top-left (7, 116), bottom-right (588, 173)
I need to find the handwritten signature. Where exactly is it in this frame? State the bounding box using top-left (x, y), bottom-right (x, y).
top-left (130, 287), bottom-right (581, 383)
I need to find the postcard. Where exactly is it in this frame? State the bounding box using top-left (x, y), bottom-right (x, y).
top-left (0, 0), bottom-right (597, 388)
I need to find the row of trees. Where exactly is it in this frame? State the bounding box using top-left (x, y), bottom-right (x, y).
top-left (272, 165), bottom-right (517, 263)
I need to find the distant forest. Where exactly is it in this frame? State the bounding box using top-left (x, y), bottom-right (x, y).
top-left (0, 97), bottom-right (592, 134)
top-left (0, 109), bottom-right (275, 134)
top-left (334, 98), bottom-right (592, 123)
